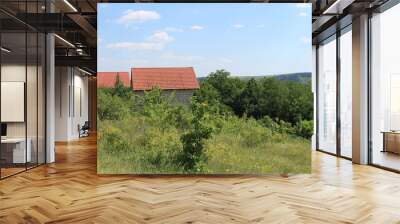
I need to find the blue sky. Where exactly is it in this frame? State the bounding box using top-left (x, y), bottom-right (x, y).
top-left (98, 3), bottom-right (311, 77)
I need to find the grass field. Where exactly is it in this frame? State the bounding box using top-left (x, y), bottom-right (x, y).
top-left (97, 83), bottom-right (311, 175)
top-left (97, 115), bottom-right (311, 174)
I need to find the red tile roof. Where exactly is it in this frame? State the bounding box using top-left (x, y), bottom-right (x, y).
top-left (131, 67), bottom-right (199, 91)
top-left (97, 72), bottom-right (130, 88)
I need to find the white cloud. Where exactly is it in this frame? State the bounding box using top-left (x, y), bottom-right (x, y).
top-left (295, 3), bottom-right (311, 8)
top-left (301, 36), bottom-right (311, 44)
top-left (107, 31), bottom-right (174, 51)
top-left (232, 24), bottom-right (244, 29)
top-left (190, 25), bottom-right (204, 30)
top-left (117, 10), bottom-right (160, 24)
top-left (148, 31), bottom-right (174, 43)
top-left (256, 24), bottom-right (265, 28)
top-left (299, 12), bottom-right (308, 17)
top-left (164, 27), bottom-right (184, 32)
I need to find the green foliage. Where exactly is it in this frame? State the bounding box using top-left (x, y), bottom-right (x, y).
top-left (259, 116), bottom-right (313, 139)
top-left (201, 70), bottom-right (245, 115)
top-left (97, 69), bottom-right (313, 174)
top-left (199, 71), bottom-right (313, 124)
top-left (238, 78), bottom-right (262, 118)
top-left (178, 100), bottom-right (214, 173)
top-left (97, 75), bottom-right (133, 121)
top-left (294, 120), bottom-right (314, 139)
top-left (259, 116), bottom-right (295, 135)
top-left (139, 87), bottom-right (191, 131)
top-left (98, 115), bottom-right (184, 174)
top-left (112, 74), bottom-right (132, 100)
top-left (204, 115), bottom-right (310, 174)
top-left (98, 126), bottom-right (130, 154)
top-left (97, 89), bottom-right (129, 120)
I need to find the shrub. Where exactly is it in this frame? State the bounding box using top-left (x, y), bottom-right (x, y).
top-left (112, 74), bottom-right (133, 100)
top-left (97, 89), bottom-right (129, 120)
top-left (259, 116), bottom-right (295, 135)
top-left (294, 120), bottom-right (313, 139)
top-left (99, 126), bottom-right (130, 154)
top-left (179, 101), bottom-right (214, 172)
top-left (138, 127), bottom-right (182, 171)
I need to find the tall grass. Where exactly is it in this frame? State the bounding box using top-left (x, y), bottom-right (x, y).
top-left (98, 113), bottom-right (310, 174)
top-left (97, 87), bottom-right (311, 174)
top-left (205, 117), bottom-right (310, 174)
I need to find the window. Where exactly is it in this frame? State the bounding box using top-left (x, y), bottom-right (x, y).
top-left (370, 3), bottom-right (400, 171)
top-left (0, 2), bottom-right (46, 179)
top-left (339, 27), bottom-right (352, 158)
top-left (317, 36), bottom-right (337, 154)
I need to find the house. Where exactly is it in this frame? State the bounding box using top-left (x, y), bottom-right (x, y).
top-left (97, 72), bottom-right (130, 88)
top-left (131, 67), bottom-right (200, 104)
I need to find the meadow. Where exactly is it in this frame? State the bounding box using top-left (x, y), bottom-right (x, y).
top-left (97, 70), bottom-right (312, 174)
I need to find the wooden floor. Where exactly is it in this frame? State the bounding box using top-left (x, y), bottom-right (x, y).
top-left (1, 135), bottom-right (400, 223)
top-left (372, 150), bottom-right (400, 171)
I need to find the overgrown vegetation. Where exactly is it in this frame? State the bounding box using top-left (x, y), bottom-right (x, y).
top-left (97, 70), bottom-right (312, 174)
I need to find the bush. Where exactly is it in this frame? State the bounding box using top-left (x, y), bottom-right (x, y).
top-left (97, 89), bottom-right (130, 120)
top-left (294, 120), bottom-right (313, 139)
top-left (138, 127), bottom-right (182, 171)
top-left (98, 126), bottom-right (130, 154)
top-left (259, 116), bottom-right (295, 135)
top-left (179, 101), bottom-right (214, 172)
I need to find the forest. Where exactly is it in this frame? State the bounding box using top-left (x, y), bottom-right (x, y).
top-left (97, 70), bottom-right (313, 174)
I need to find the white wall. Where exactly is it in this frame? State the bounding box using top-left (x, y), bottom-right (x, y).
top-left (1, 65), bottom-right (29, 138)
top-left (55, 66), bottom-right (70, 141)
top-left (71, 73), bottom-right (89, 138)
top-left (55, 67), bottom-right (89, 141)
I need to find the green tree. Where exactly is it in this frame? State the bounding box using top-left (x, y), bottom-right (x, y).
top-left (239, 78), bottom-right (262, 118)
top-left (203, 70), bottom-right (245, 114)
top-left (258, 78), bottom-right (290, 121)
top-left (179, 100), bottom-right (213, 172)
top-left (196, 70), bottom-right (313, 138)
top-left (193, 82), bottom-right (232, 116)
top-left (112, 74), bottom-right (132, 100)
top-left (97, 89), bottom-right (129, 120)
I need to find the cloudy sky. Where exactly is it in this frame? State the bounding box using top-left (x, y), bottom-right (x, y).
top-left (98, 3), bottom-right (312, 77)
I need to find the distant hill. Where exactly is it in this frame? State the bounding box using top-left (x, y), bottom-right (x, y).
top-left (272, 72), bottom-right (311, 83)
top-left (197, 72), bottom-right (311, 84)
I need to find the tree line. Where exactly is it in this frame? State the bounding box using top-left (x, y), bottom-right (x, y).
top-left (194, 70), bottom-right (314, 138)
